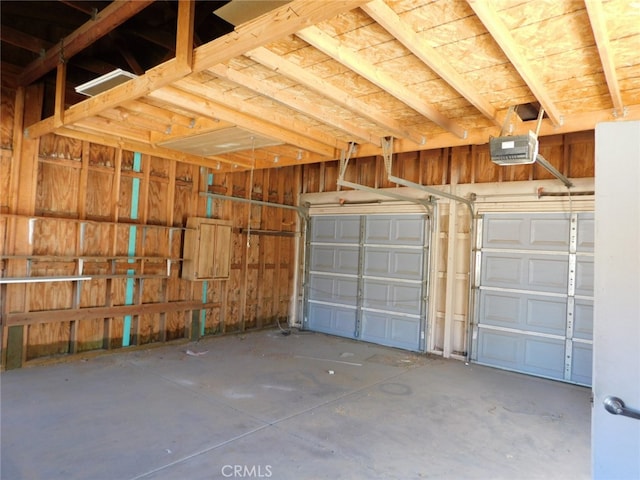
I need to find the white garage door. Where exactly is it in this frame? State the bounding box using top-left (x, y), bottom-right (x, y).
top-left (471, 212), bottom-right (594, 385)
top-left (304, 214), bottom-right (429, 352)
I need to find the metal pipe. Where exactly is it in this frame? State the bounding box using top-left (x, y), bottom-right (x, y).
top-left (536, 154), bottom-right (573, 188)
top-left (336, 179), bottom-right (433, 210)
top-left (387, 175), bottom-right (473, 213)
top-left (199, 191), bottom-right (308, 219)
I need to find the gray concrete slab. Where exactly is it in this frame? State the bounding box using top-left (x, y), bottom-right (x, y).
top-left (1, 330), bottom-right (591, 480)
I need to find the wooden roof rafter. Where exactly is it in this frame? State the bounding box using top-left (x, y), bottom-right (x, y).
top-left (245, 47), bottom-right (426, 145)
top-left (467, 0), bottom-right (564, 127)
top-left (361, 0), bottom-right (500, 127)
top-left (18, 0), bottom-right (154, 86)
top-left (584, 0), bottom-right (625, 116)
top-left (206, 63), bottom-right (381, 145)
top-left (296, 25), bottom-right (468, 139)
top-left (24, 0), bottom-right (369, 140)
top-left (149, 83), bottom-right (341, 158)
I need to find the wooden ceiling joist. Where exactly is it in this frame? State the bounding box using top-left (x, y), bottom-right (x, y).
top-left (149, 85), bottom-right (340, 158)
top-left (55, 126), bottom-right (242, 170)
top-left (0, 25), bottom-right (53, 54)
top-left (18, 0), bottom-right (154, 86)
top-left (25, 0), bottom-right (368, 141)
top-left (362, 0), bottom-right (500, 127)
top-left (467, 0), bottom-right (564, 127)
top-left (584, 0), bottom-right (625, 116)
top-left (207, 63), bottom-right (381, 145)
top-left (296, 26), bottom-right (468, 139)
top-left (245, 47), bottom-right (426, 145)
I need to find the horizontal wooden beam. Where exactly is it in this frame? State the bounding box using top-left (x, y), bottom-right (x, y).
top-left (6, 301), bottom-right (204, 326)
top-left (24, 0), bottom-right (366, 140)
top-left (53, 126), bottom-right (252, 169)
top-left (18, 0), bottom-right (154, 86)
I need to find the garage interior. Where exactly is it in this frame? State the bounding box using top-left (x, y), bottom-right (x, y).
top-left (1, 0), bottom-right (639, 478)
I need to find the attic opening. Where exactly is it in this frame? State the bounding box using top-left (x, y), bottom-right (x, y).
top-left (514, 102), bottom-right (545, 122)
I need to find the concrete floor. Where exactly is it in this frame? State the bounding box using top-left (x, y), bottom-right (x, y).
top-left (1, 329), bottom-right (591, 480)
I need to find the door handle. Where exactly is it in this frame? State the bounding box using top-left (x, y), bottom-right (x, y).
top-left (603, 396), bottom-right (640, 420)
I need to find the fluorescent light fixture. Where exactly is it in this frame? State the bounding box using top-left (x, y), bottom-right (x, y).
top-left (159, 126), bottom-right (284, 156)
top-left (213, 1), bottom-right (292, 26)
top-left (75, 69), bottom-right (137, 97)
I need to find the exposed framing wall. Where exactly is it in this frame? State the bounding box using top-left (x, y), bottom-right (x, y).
top-left (1, 79), bottom-right (595, 369)
top-left (1, 84), bottom-right (299, 369)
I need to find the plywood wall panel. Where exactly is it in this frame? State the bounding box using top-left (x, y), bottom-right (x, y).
top-left (109, 317), bottom-right (124, 349)
top-left (419, 149), bottom-right (444, 186)
top-left (166, 310), bottom-right (187, 340)
top-left (80, 279), bottom-right (108, 308)
top-left (1, 86), bottom-right (15, 149)
top-left (142, 278), bottom-right (164, 303)
top-left (26, 322), bottom-right (70, 360)
top-left (36, 162), bottom-right (80, 216)
top-left (203, 308), bottom-right (222, 336)
top-left (32, 219), bottom-right (77, 256)
top-left (85, 170), bottom-right (114, 219)
top-left (472, 145), bottom-right (500, 184)
top-left (173, 183), bottom-right (194, 227)
top-left (147, 179), bottom-right (169, 225)
top-left (1, 152), bottom-right (12, 211)
top-left (39, 134), bottom-right (82, 161)
top-left (77, 319), bottom-right (103, 352)
top-left (139, 313), bottom-right (160, 345)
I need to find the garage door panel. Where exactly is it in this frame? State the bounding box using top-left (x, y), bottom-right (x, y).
top-left (482, 254), bottom-right (524, 287)
top-left (523, 338), bottom-right (565, 378)
top-left (571, 342), bottom-right (593, 385)
top-left (577, 214), bottom-right (594, 252)
top-left (363, 280), bottom-right (422, 315)
top-left (527, 256), bottom-right (569, 293)
top-left (574, 299), bottom-right (593, 341)
top-left (529, 217), bottom-right (571, 249)
top-left (476, 212), bottom-right (594, 386)
top-left (310, 245), bottom-right (359, 274)
top-left (306, 214), bottom-right (427, 352)
top-left (308, 275), bottom-right (357, 305)
top-left (477, 330), bottom-right (564, 380)
top-left (482, 253), bottom-right (568, 293)
top-left (307, 303), bottom-right (356, 338)
top-left (483, 214), bottom-right (570, 251)
top-left (483, 217), bottom-right (526, 248)
top-left (480, 292), bottom-right (522, 327)
top-left (363, 248), bottom-right (423, 279)
top-left (365, 216), bottom-right (425, 245)
top-left (526, 297), bottom-right (567, 335)
top-left (480, 291), bottom-right (565, 335)
top-left (575, 257), bottom-right (594, 296)
top-left (311, 216), bottom-right (360, 243)
top-left (360, 311), bottom-right (420, 351)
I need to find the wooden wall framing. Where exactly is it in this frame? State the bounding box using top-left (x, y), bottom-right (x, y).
top-left (0, 78), bottom-right (594, 369)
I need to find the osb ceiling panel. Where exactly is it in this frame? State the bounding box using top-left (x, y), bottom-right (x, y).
top-left (3, 0), bottom-right (639, 172)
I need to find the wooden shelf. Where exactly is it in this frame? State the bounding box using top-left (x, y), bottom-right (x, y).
top-left (0, 276), bottom-right (93, 284)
